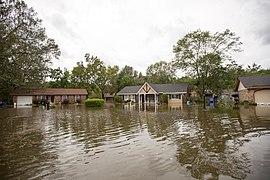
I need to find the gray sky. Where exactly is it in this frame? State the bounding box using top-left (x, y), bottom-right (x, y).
top-left (25, 0), bottom-right (270, 75)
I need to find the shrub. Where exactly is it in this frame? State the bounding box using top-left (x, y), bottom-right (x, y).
top-left (160, 94), bottom-right (168, 103)
top-left (114, 95), bottom-right (122, 103)
top-left (85, 98), bottom-right (105, 107)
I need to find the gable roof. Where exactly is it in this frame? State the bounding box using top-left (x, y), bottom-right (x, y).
top-left (239, 74), bottom-right (270, 88)
top-left (12, 88), bottom-right (88, 96)
top-left (117, 82), bottom-right (189, 95)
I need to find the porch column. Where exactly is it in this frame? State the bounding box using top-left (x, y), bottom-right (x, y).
top-left (154, 94), bottom-right (156, 104)
top-left (138, 93), bottom-right (140, 104)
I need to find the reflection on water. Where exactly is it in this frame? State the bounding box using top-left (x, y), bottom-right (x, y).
top-left (0, 105), bottom-right (270, 179)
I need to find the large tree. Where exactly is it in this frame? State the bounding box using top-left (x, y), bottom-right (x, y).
top-left (85, 53), bottom-right (119, 98)
top-left (0, 0), bottom-right (60, 101)
top-left (173, 29), bottom-right (242, 107)
top-left (146, 61), bottom-right (176, 84)
top-left (116, 65), bottom-right (144, 91)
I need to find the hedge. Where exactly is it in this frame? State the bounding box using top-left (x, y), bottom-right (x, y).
top-left (85, 98), bottom-right (105, 107)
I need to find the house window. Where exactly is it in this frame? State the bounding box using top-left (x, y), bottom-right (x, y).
top-left (124, 95), bottom-right (128, 100)
top-left (132, 95), bottom-right (135, 100)
top-left (171, 94), bottom-right (179, 99)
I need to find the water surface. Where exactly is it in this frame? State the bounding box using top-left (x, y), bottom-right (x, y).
top-left (0, 104), bottom-right (270, 179)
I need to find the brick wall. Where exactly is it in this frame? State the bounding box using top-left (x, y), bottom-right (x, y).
top-left (68, 95), bottom-right (75, 104)
top-left (54, 96), bottom-right (62, 104)
top-left (239, 89), bottom-right (255, 103)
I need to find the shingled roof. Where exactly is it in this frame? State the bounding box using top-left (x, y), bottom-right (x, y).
top-left (117, 85), bottom-right (142, 95)
top-left (117, 82), bottom-right (189, 95)
top-left (12, 88), bottom-right (88, 96)
top-left (150, 83), bottom-right (189, 93)
top-left (239, 74), bottom-right (270, 88)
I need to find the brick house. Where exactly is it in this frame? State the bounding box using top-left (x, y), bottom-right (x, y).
top-left (236, 74), bottom-right (270, 105)
top-left (12, 88), bottom-right (88, 106)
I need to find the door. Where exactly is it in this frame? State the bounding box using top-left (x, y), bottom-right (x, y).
top-left (255, 89), bottom-right (270, 104)
top-left (17, 96), bottom-right (32, 106)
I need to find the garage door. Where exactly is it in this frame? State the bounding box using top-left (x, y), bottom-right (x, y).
top-left (255, 89), bottom-right (270, 104)
top-left (17, 96), bottom-right (33, 106)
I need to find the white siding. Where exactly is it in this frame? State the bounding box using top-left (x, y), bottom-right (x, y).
top-left (238, 82), bottom-right (246, 91)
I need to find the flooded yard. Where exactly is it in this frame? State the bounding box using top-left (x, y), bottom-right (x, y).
top-left (0, 104), bottom-right (270, 180)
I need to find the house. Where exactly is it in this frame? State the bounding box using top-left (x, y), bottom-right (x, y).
top-left (117, 82), bottom-right (189, 104)
top-left (236, 74), bottom-right (270, 105)
top-left (12, 88), bottom-right (88, 106)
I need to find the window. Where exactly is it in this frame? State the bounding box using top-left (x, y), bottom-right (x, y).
top-left (124, 95), bottom-right (128, 100)
top-left (171, 94), bottom-right (179, 99)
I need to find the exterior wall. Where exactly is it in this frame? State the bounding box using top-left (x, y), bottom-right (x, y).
top-left (68, 95), bottom-right (74, 104)
top-left (122, 94), bottom-right (136, 102)
top-left (54, 96), bottom-right (62, 104)
top-left (81, 95), bottom-right (87, 102)
top-left (168, 94), bottom-right (182, 104)
top-left (239, 89), bottom-right (255, 104)
top-left (238, 82), bottom-right (246, 91)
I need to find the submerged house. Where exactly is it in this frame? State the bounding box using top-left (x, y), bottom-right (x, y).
top-left (117, 82), bottom-right (189, 104)
top-left (236, 74), bottom-right (270, 105)
top-left (12, 88), bottom-right (88, 106)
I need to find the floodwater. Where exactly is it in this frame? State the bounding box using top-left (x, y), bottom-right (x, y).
top-left (0, 104), bottom-right (270, 180)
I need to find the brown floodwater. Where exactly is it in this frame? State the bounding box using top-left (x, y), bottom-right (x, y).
top-left (0, 104), bottom-right (270, 180)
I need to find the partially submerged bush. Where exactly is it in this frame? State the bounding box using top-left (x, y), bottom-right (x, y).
top-left (85, 98), bottom-right (105, 107)
top-left (114, 95), bottom-right (122, 103)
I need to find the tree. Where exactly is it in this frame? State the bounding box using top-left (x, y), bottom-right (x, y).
top-left (173, 29), bottom-right (242, 107)
top-left (70, 61), bottom-right (88, 88)
top-left (146, 61), bottom-right (176, 84)
top-left (0, 0), bottom-right (60, 101)
top-left (85, 53), bottom-right (119, 99)
top-left (116, 65), bottom-right (143, 91)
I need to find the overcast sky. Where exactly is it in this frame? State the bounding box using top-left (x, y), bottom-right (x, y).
top-left (25, 0), bottom-right (270, 75)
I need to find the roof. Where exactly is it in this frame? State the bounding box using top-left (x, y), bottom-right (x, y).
top-left (117, 82), bottom-right (189, 95)
top-left (11, 88), bottom-right (88, 96)
top-left (117, 85), bottom-right (141, 95)
top-left (239, 74), bottom-right (270, 88)
top-left (150, 82), bottom-right (189, 93)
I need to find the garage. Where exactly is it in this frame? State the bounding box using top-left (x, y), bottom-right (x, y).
top-left (255, 89), bottom-right (270, 105)
top-left (17, 96), bottom-right (33, 106)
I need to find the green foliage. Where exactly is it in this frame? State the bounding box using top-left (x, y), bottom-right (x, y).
top-left (173, 29), bottom-right (242, 100)
top-left (160, 94), bottom-right (168, 103)
top-left (0, 0), bottom-right (60, 101)
top-left (116, 65), bottom-right (145, 91)
top-left (114, 95), bottom-right (122, 103)
top-left (49, 67), bottom-right (71, 88)
top-left (85, 98), bottom-right (105, 107)
top-left (146, 61), bottom-right (176, 84)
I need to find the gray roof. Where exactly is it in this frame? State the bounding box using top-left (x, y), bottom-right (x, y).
top-left (117, 85), bottom-right (141, 95)
top-left (239, 74), bottom-right (270, 88)
top-left (117, 82), bottom-right (189, 95)
top-left (150, 83), bottom-right (189, 93)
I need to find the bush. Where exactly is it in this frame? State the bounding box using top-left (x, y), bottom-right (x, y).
top-left (160, 94), bottom-right (168, 103)
top-left (85, 98), bottom-right (105, 107)
top-left (114, 95), bottom-right (122, 103)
